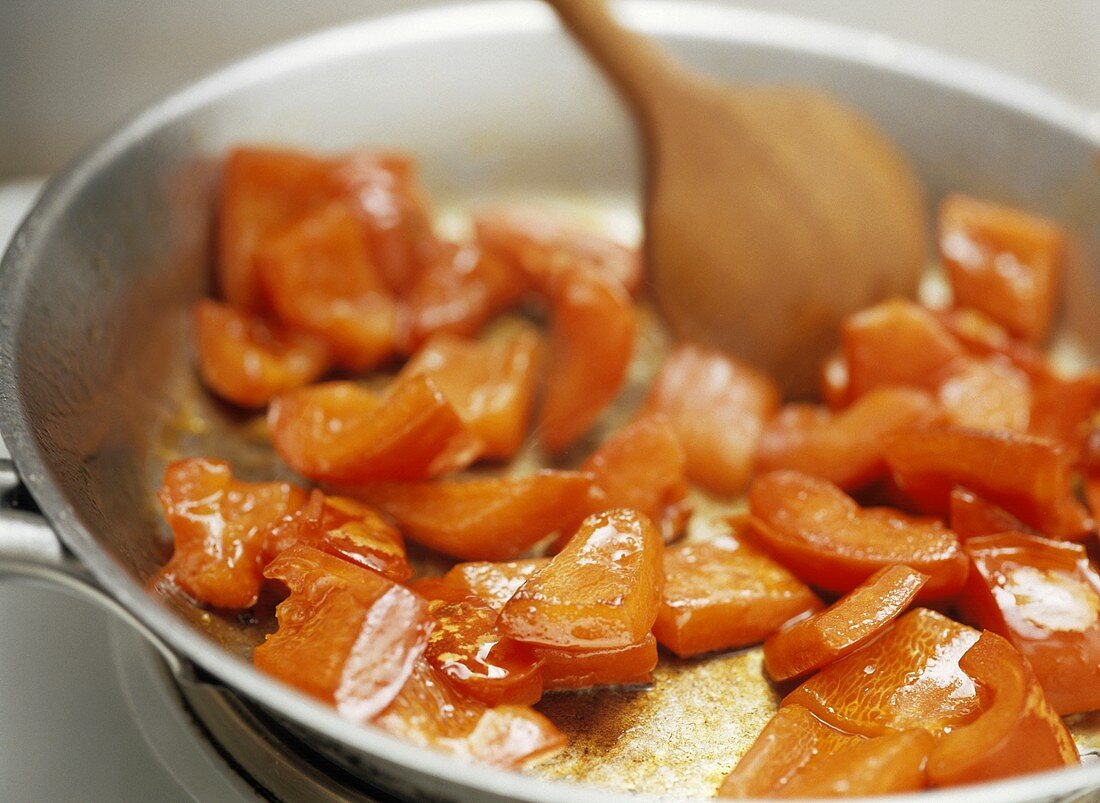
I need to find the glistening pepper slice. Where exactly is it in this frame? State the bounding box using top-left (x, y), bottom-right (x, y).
top-left (783, 608), bottom-right (982, 737)
top-left (423, 597), bottom-right (543, 706)
top-left (536, 266), bottom-right (636, 454)
top-left (763, 565), bottom-right (927, 682)
top-left (926, 631), bottom-right (1079, 787)
top-left (531, 635), bottom-right (658, 691)
top-left (434, 558), bottom-right (550, 610)
top-left (718, 705), bottom-right (932, 799)
top-left (350, 472), bottom-right (592, 561)
top-left (643, 343), bottom-right (779, 496)
top-left (948, 487), bottom-right (1033, 541)
top-left (500, 509), bottom-right (663, 649)
top-left (653, 528), bottom-right (821, 658)
top-left (958, 532), bottom-right (1100, 715)
top-left (883, 426), bottom-right (1091, 539)
top-left (156, 457), bottom-right (307, 609)
top-left (374, 659), bottom-right (565, 769)
top-left (254, 545), bottom-right (431, 722)
top-left (259, 489), bottom-right (410, 583)
top-left (268, 376), bottom-right (482, 484)
top-left (193, 300), bottom-right (331, 408)
top-left (755, 387), bottom-right (938, 490)
top-left (400, 327), bottom-right (542, 460)
top-left (748, 471), bottom-right (968, 600)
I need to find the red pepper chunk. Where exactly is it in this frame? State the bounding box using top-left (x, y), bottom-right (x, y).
top-left (939, 193), bottom-right (1065, 343)
top-left (883, 426), bottom-right (1092, 539)
top-left (840, 299), bottom-right (965, 399)
top-left (576, 414), bottom-right (691, 542)
top-left (959, 532), bottom-right (1100, 715)
top-left (351, 472), bottom-right (591, 561)
top-left (156, 457), bottom-right (307, 609)
top-left (719, 705), bottom-right (933, 799)
top-left (255, 545), bottom-right (432, 722)
top-left (783, 608), bottom-right (982, 737)
top-left (257, 201), bottom-right (397, 372)
top-left (532, 635), bottom-right (658, 691)
top-left (653, 528), bottom-right (821, 658)
top-left (643, 343), bottom-right (779, 496)
top-left (217, 147), bottom-right (339, 310)
top-left (268, 376), bottom-right (482, 484)
top-left (374, 659), bottom-right (565, 769)
top-left (474, 206), bottom-right (643, 296)
top-left (424, 597), bottom-right (543, 706)
top-left (436, 558), bottom-right (550, 610)
top-left (949, 486), bottom-right (1033, 540)
top-left (937, 356), bottom-right (1032, 433)
top-left (259, 489), bottom-right (410, 583)
top-left (763, 565), bottom-right (927, 682)
top-left (756, 387), bottom-right (939, 491)
top-left (537, 266), bottom-right (636, 455)
top-left (500, 509), bottom-right (663, 649)
top-left (926, 631), bottom-right (1079, 787)
top-left (748, 471), bottom-right (968, 600)
top-left (402, 243), bottom-right (528, 351)
top-left (400, 327), bottom-right (543, 460)
top-left (193, 300), bottom-right (331, 408)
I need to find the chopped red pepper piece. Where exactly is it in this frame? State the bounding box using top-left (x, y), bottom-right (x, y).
top-left (948, 486), bottom-right (1033, 540)
top-left (193, 300), bottom-right (331, 408)
top-left (532, 635), bottom-right (658, 691)
top-left (763, 565), bottom-right (927, 682)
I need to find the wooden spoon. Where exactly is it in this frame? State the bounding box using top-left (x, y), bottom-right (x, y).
top-left (546, 0), bottom-right (927, 396)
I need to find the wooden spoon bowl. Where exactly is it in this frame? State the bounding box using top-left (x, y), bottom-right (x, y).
top-left (547, 0), bottom-right (928, 395)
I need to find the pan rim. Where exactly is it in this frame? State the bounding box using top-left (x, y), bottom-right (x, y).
top-left (1, 2), bottom-right (1099, 800)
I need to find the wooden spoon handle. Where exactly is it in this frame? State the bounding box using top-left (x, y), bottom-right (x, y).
top-left (545, 0), bottom-right (682, 114)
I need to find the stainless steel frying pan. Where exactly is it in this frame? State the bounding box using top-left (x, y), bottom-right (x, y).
top-left (2, 2), bottom-right (1100, 800)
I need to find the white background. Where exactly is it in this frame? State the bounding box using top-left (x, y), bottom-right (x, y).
top-left (2, 2), bottom-right (1099, 800)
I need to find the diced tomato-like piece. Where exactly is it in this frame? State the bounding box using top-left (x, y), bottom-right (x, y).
top-left (193, 300), bottom-right (331, 408)
top-left (748, 471), bottom-right (968, 600)
top-left (500, 509), bottom-right (663, 649)
top-left (939, 193), bottom-right (1065, 343)
top-left (783, 608), bottom-right (982, 736)
top-left (780, 729), bottom-right (934, 798)
top-left (719, 705), bottom-right (932, 799)
top-left (537, 267), bottom-right (636, 454)
top-left (938, 357), bottom-right (1031, 432)
top-left (474, 206), bottom-right (643, 296)
top-left (576, 415), bottom-right (691, 542)
top-left (643, 343), bottom-right (779, 496)
top-left (333, 151), bottom-right (438, 294)
top-left (841, 299), bottom-right (965, 399)
top-left (400, 328), bottom-right (542, 459)
top-left (958, 533), bottom-right (1100, 715)
top-left (374, 659), bottom-right (565, 768)
top-left (255, 545), bottom-right (431, 721)
top-left (935, 307), bottom-right (1052, 381)
top-left (259, 489), bottom-right (410, 582)
top-left (926, 631), bottom-right (1079, 787)
top-left (403, 243), bottom-right (528, 350)
top-left (763, 565), bottom-right (927, 682)
top-left (156, 458), bottom-right (307, 609)
top-left (350, 472), bottom-right (592, 561)
top-left (424, 597), bottom-right (543, 706)
top-left (257, 201), bottom-right (397, 371)
top-left (949, 487), bottom-right (1033, 540)
top-left (883, 426), bottom-right (1092, 539)
top-left (268, 376), bottom-right (481, 484)
top-left (217, 147), bottom-right (337, 310)
top-left (532, 634), bottom-right (658, 691)
top-left (653, 528), bottom-right (821, 658)
top-left (1030, 369), bottom-right (1100, 459)
top-left (437, 558), bottom-right (550, 610)
top-left (756, 387), bottom-right (938, 490)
